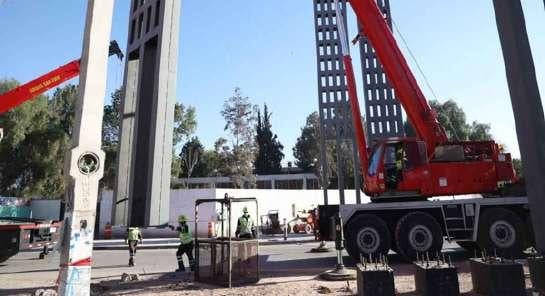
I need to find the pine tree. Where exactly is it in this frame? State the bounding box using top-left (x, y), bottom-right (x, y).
top-left (254, 104), bottom-right (284, 175)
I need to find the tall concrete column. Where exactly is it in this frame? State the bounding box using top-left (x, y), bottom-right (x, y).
top-left (493, 0), bottom-right (545, 253)
top-left (57, 0), bottom-right (113, 294)
top-left (113, 0), bottom-right (180, 226)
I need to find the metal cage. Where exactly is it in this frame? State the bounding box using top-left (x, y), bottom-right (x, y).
top-left (194, 195), bottom-right (259, 287)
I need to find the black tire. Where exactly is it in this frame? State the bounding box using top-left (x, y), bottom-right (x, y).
top-left (345, 214), bottom-right (391, 261)
top-left (395, 212), bottom-right (443, 261)
top-left (477, 208), bottom-right (526, 258)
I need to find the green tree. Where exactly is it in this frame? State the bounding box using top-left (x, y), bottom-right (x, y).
top-left (293, 112), bottom-right (321, 171)
top-left (254, 104), bottom-right (284, 175)
top-left (179, 137), bottom-right (204, 181)
top-left (405, 99), bottom-right (493, 141)
top-left (512, 158), bottom-right (523, 177)
top-left (0, 80), bottom-right (75, 198)
top-left (468, 121), bottom-right (492, 141)
top-left (293, 112), bottom-right (361, 189)
top-left (219, 88), bottom-right (257, 188)
top-left (100, 89), bottom-right (122, 189)
top-left (171, 103), bottom-right (197, 178)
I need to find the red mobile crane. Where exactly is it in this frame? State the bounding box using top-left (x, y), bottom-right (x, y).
top-left (342, 1), bottom-right (517, 200)
top-left (0, 41), bottom-right (123, 114)
top-left (317, 0), bottom-right (533, 261)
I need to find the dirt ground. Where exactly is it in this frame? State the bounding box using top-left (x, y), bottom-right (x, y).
top-left (90, 261), bottom-right (534, 296)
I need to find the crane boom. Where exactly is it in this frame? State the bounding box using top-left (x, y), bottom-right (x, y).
top-left (348, 0), bottom-right (448, 156)
top-left (0, 41), bottom-right (123, 114)
top-left (0, 61), bottom-right (80, 113)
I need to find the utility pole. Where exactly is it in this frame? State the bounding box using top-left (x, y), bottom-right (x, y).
top-left (57, 1), bottom-right (114, 295)
top-left (493, 0), bottom-right (545, 253)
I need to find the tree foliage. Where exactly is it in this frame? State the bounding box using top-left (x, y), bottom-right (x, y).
top-left (100, 89), bottom-right (122, 190)
top-left (405, 99), bottom-right (493, 141)
top-left (0, 80), bottom-right (75, 198)
top-left (171, 103), bottom-right (198, 178)
top-left (254, 104), bottom-right (284, 175)
top-left (218, 88), bottom-right (258, 188)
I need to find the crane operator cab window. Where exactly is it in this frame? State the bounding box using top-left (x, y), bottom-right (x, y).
top-left (384, 143), bottom-right (405, 190)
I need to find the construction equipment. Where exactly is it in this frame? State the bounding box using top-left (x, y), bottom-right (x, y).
top-left (316, 0), bottom-right (535, 261)
top-left (0, 41), bottom-right (123, 114)
top-left (259, 210), bottom-right (283, 235)
top-left (287, 210), bottom-right (315, 234)
top-left (340, 0), bottom-right (517, 201)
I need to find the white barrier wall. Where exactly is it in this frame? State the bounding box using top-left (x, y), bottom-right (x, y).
top-left (100, 188), bottom-right (370, 237)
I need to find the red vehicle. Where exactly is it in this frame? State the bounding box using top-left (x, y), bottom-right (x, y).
top-left (317, 0), bottom-right (533, 261)
top-left (341, 0), bottom-right (517, 201)
top-left (0, 218), bottom-right (62, 262)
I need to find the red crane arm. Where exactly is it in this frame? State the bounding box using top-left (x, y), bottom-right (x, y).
top-left (348, 0), bottom-right (448, 155)
top-left (0, 60), bottom-right (80, 113)
top-left (334, 0), bottom-right (369, 175)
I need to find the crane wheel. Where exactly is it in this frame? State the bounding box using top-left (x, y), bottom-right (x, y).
top-left (395, 212), bottom-right (443, 261)
top-left (345, 214), bottom-right (391, 261)
top-left (477, 208), bottom-right (525, 258)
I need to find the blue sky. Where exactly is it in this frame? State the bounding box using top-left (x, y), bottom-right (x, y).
top-left (0, 1), bottom-right (544, 161)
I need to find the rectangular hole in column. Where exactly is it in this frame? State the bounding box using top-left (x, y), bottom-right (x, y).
top-left (154, 0), bottom-right (161, 27)
top-left (130, 18), bottom-right (136, 44)
top-left (137, 13), bottom-right (144, 39)
top-left (145, 5), bottom-right (152, 33)
top-left (132, 36), bottom-right (158, 226)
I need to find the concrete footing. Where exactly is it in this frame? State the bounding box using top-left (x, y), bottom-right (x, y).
top-left (310, 241), bottom-right (332, 253)
top-left (529, 256), bottom-right (545, 293)
top-left (320, 266), bottom-right (356, 281)
top-left (469, 258), bottom-right (526, 296)
top-left (414, 262), bottom-right (459, 296)
top-left (355, 263), bottom-right (395, 296)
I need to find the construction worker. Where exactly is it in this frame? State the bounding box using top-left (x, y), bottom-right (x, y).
top-left (170, 215), bottom-right (195, 272)
top-left (125, 227), bottom-right (142, 267)
top-left (236, 206), bottom-right (256, 239)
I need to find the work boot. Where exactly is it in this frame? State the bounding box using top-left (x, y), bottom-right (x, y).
top-left (129, 257), bottom-right (135, 267)
top-left (176, 260), bottom-right (185, 272)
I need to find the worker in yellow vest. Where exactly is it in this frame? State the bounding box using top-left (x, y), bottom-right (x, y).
top-left (236, 206), bottom-right (256, 239)
top-left (125, 227), bottom-right (142, 267)
top-left (170, 215), bottom-right (195, 272)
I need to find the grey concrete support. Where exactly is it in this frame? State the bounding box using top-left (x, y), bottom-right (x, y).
top-left (313, 0), bottom-right (362, 205)
top-left (493, 0), bottom-right (545, 253)
top-left (113, 0), bottom-right (180, 227)
top-left (57, 0), bottom-right (113, 294)
top-left (358, 0), bottom-right (404, 143)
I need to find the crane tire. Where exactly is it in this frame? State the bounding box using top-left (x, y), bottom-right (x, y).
top-left (477, 208), bottom-right (525, 258)
top-left (345, 214), bottom-right (391, 261)
top-left (395, 212), bottom-right (443, 261)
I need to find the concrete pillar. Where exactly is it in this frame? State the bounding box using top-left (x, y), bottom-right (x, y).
top-left (57, 0), bottom-right (113, 294)
top-left (113, 0), bottom-right (181, 226)
top-left (493, 0), bottom-right (545, 253)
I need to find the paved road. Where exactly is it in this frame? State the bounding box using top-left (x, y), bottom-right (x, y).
top-left (0, 241), bottom-right (467, 295)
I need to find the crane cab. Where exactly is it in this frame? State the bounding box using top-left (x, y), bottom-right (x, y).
top-left (364, 138), bottom-right (430, 200)
top-left (363, 138), bottom-right (518, 201)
